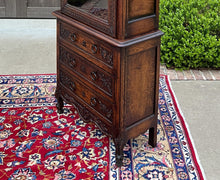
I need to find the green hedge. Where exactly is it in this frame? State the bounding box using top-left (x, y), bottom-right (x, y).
top-left (159, 0), bottom-right (220, 69)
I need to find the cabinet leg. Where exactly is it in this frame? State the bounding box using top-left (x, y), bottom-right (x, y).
top-left (148, 123), bottom-right (157, 147)
top-left (56, 97), bottom-right (64, 114)
top-left (116, 150), bottom-right (124, 167)
top-left (114, 138), bottom-right (125, 167)
top-left (55, 88), bottom-right (64, 114)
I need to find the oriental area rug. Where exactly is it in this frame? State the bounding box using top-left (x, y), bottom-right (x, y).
top-left (0, 74), bottom-right (205, 180)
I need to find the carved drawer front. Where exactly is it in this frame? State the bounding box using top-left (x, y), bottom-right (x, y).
top-left (59, 21), bottom-right (114, 67)
top-left (59, 46), bottom-right (113, 96)
top-left (59, 71), bottom-right (114, 122)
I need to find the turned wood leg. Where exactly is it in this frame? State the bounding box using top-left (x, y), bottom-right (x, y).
top-left (148, 123), bottom-right (157, 147)
top-left (55, 88), bottom-right (64, 114)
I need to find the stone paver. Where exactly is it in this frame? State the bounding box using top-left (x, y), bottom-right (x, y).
top-left (167, 69), bottom-right (177, 80)
top-left (211, 70), bottom-right (220, 80)
top-left (201, 70), bottom-right (213, 80)
top-left (161, 64), bottom-right (220, 81)
top-left (191, 70), bottom-right (204, 80)
top-left (176, 70), bottom-right (185, 80)
top-left (184, 70), bottom-right (194, 80)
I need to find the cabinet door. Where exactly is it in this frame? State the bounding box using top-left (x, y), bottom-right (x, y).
top-left (61, 0), bottom-right (116, 37)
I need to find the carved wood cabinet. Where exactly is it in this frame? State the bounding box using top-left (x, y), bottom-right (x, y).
top-left (53, 0), bottom-right (163, 166)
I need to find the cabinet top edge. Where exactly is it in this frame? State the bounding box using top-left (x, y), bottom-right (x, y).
top-left (53, 11), bottom-right (163, 48)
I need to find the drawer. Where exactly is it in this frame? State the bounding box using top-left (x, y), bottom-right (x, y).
top-left (59, 46), bottom-right (113, 96)
top-left (59, 21), bottom-right (114, 67)
top-left (59, 71), bottom-right (114, 122)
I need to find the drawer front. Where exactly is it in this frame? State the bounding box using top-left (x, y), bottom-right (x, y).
top-left (60, 91), bottom-right (113, 136)
top-left (59, 21), bottom-right (114, 67)
top-left (59, 71), bottom-right (113, 122)
top-left (59, 46), bottom-right (113, 96)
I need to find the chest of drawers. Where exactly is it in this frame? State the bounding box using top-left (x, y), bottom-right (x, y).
top-left (53, 0), bottom-right (163, 167)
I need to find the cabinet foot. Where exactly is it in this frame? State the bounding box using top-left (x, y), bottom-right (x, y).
top-left (116, 154), bottom-right (124, 167)
top-left (55, 88), bottom-right (64, 114)
top-left (57, 105), bottom-right (64, 114)
top-left (148, 124), bottom-right (157, 147)
top-left (114, 138), bottom-right (126, 167)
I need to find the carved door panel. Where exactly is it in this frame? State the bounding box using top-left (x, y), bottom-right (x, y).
top-left (0, 0), bottom-right (60, 18)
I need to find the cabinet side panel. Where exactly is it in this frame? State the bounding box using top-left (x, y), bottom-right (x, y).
top-left (128, 0), bottom-right (155, 20)
top-left (125, 48), bottom-right (156, 127)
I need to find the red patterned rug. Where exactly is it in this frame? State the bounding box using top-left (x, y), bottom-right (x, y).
top-left (0, 74), bottom-right (205, 180)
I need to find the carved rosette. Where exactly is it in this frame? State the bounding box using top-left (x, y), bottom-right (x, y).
top-left (60, 47), bottom-right (77, 69)
top-left (60, 24), bottom-right (70, 39)
top-left (100, 47), bottom-right (113, 66)
top-left (97, 71), bottom-right (113, 95)
top-left (60, 72), bottom-right (71, 88)
top-left (98, 100), bottom-right (113, 120)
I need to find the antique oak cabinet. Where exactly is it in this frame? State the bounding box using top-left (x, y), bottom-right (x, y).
top-left (53, 0), bottom-right (163, 166)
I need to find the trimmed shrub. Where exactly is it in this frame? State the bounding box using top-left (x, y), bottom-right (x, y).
top-left (159, 0), bottom-right (220, 69)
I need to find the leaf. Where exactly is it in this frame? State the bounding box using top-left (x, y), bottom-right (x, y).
top-left (52, 130), bottom-right (65, 136)
top-left (92, 164), bottom-right (99, 172)
top-left (135, 163), bottom-right (149, 172)
top-left (39, 170), bottom-right (45, 175)
top-left (4, 168), bottom-right (12, 172)
top-left (44, 150), bottom-right (63, 157)
top-left (4, 124), bottom-right (12, 128)
top-left (14, 126), bottom-right (21, 131)
top-left (68, 164), bottom-right (72, 170)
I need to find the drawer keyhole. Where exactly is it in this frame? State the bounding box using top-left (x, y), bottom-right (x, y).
top-left (82, 40), bottom-right (87, 47)
top-left (70, 82), bottom-right (76, 91)
top-left (70, 33), bottom-right (77, 42)
top-left (92, 44), bottom-right (98, 54)
top-left (90, 71), bottom-right (98, 81)
top-left (70, 58), bottom-right (76, 67)
top-left (90, 97), bottom-right (97, 107)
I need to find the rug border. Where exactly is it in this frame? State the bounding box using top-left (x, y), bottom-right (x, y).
top-left (0, 73), bottom-right (56, 77)
top-left (162, 74), bottom-right (206, 180)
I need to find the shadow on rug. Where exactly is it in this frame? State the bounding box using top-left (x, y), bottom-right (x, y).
top-left (0, 74), bottom-right (204, 179)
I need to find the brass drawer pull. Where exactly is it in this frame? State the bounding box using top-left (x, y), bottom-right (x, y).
top-left (70, 33), bottom-right (77, 42)
top-left (70, 82), bottom-right (76, 91)
top-left (92, 44), bottom-right (98, 54)
top-left (90, 71), bottom-right (98, 81)
top-left (90, 97), bottom-right (97, 107)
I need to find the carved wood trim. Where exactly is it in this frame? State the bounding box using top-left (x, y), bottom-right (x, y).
top-left (60, 23), bottom-right (114, 67)
top-left (61, 0), bottom-right (116, 37)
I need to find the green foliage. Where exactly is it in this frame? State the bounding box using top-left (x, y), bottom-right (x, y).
top-left (159, 0), bottom-right (220, 69)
